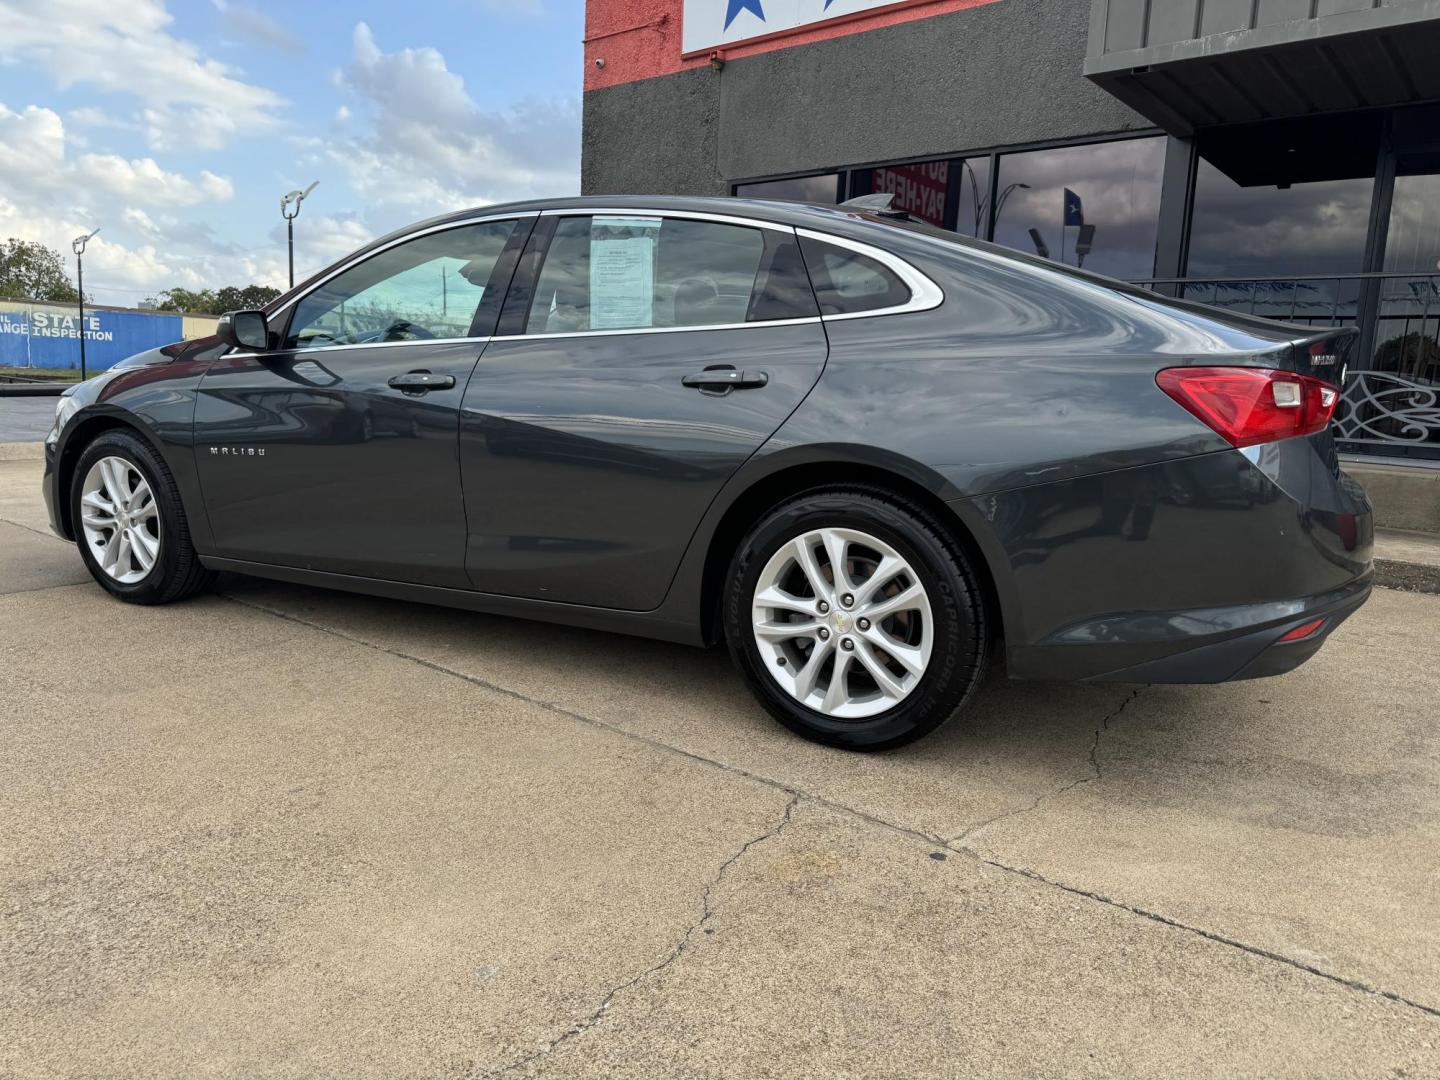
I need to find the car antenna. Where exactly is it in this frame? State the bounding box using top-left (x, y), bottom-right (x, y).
top-left (839, 192), bottom-right (910, 219)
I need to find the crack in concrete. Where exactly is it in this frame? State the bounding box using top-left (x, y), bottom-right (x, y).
top-left (219, 593), bottom-right (1440, 1024)
top-left (950, 687), bottom-right (1145, 845)
top-left (473, 793), bottom-right (802, 1079)
top-left (0, 516), bottom-right (68, 544)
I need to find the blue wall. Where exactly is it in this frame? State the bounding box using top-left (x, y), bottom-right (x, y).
top-left (0, 308), bottom-right (185, 371)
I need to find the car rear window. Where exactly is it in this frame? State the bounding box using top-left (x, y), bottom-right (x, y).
top-left (798, 236), bottom-right (911, 316)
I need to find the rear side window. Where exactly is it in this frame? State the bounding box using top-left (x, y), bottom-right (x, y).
top-left (525, 216), bottom-right (817, 334)
top-left (798, 236), bottom-right (911, 316)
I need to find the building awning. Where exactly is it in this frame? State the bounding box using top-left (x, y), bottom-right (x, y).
top-left (1084, 0), bottom-right (1440, 137)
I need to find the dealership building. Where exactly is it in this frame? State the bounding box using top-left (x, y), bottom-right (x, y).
top-left (582, 0), bottom-right (1440, 466)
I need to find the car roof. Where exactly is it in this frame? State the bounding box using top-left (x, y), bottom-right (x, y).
top-left (274, 195), bottom-right (904, 306)
top-left (415, 194), bottom-right (861, 231)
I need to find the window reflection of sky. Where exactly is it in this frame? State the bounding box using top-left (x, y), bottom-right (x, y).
top-left (993, 137), bottom-right (1166, 281)
top-left (1188, 161), bottom-right (1372, 278)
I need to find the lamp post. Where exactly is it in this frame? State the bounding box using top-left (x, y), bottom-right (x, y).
top-left (72, 228), bottom-right (100, 381)
top-left (993, 182), bottom-right (1031, 230)
top-left (280, 181), bottom-right (319, 289)
top-left (960, 159), bottom-right (985, 236)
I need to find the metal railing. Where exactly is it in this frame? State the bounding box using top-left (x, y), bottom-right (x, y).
top-left (1132, 272), bottom-right (1440, 458)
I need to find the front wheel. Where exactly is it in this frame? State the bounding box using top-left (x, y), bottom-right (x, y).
top-left (724, 487), bottom-right (989, 751)
top-left (71, 429), bottom-right (214, 605)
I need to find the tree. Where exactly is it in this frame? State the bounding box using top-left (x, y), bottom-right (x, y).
top-left (143, 284), bottom-right (281, 314)
top-left (0, 238), bottom-right (81, 302)
top-left (215, 284), bottom-right (281, 311)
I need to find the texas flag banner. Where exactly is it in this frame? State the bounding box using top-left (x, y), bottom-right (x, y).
top-left (682, 0), bottom-right (914, 53)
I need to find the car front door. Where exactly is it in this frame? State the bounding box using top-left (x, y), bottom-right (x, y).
top-left (458, 210), bottom-right (829, 610)
top-left (194, 216), bottom-right (530, 587)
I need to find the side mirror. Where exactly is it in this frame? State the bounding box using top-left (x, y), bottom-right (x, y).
top-left (217, 310), bottom-right (270, 351)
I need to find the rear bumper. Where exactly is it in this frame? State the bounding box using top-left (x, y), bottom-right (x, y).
top-left (1082, 574), bottom-right (1371, 683)
top-left (959, 433), bottom-right (1374, 685)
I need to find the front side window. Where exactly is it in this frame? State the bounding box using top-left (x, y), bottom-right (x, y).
top-left (284, 220), bottom-right (518, 350)
top-left (527, 216), bottom-right (801, 334)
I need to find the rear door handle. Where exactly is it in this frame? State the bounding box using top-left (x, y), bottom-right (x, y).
top-left (388, 371), bottom-right (455, 392)
top-left (681, 368), bottom-right (768, 392)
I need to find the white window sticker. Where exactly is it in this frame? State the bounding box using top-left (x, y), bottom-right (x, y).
top-left (589, 217), bottom-right (660, 330)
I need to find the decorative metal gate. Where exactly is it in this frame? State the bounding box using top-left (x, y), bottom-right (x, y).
top-left (1134, 273), bottom-right (1440, 460)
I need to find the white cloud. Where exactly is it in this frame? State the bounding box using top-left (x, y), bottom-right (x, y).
top-left (211, 0), bottom-right (304, 55)
top-left (328, 22), bottom-right (579, 221)
top-left (0, 0), bottom-right (284, 150)
top-left (0, 103), bottom-right (251, 301)
top-left (0, 104), bottom-right (236, 208)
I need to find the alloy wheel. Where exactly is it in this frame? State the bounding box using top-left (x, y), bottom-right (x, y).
top-left (751, 526), bottom-right (934, 719)
top-left (79, 456), bottom-right (162, 584)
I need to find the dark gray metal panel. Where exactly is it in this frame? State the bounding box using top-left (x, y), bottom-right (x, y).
top-left (1199, 0), bottom-right (1256, 35)
top-left (1105, 0), bottom-right (1149, 50)
top-left (1256, 0), bottom-right (1315, 27)
top-left (1147, 0), bottom-right (1200, 47)
top-left (1089, 0), bottom-right (1440, 73)
top-left (1086, 0), bottom-right (1440, 133)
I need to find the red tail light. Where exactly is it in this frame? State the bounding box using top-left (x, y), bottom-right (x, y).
top-left (1156, 366), bottom-right (1339, 449)
top-left (1279, 618), bottom-right (1326, 643)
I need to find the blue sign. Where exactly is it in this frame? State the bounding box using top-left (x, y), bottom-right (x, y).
top-left (0, 308), bottom-right (185, 371)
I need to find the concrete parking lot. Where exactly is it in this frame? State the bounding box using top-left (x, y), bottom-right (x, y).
top-left (1, 454), bottom-right (1437, 1078)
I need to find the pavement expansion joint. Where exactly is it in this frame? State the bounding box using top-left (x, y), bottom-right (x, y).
top-left (217, 592), bottom-right (1440, 1026)
top-left (948, 851), bottom-right (1440, 1021)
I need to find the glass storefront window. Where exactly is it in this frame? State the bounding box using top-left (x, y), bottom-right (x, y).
top-left (1384, 153), bottom-right (1440, 275)
top-left (849, 158), bottom-right (985, 236)
top-left (1372, 151), bottom-right (1440, 421)
top-left (991, 136), bottom-right (1165, 280)
top-left (1187, 160), bottom-right (1373, 278)
top-left (734, 174), bottom-right (842, 204)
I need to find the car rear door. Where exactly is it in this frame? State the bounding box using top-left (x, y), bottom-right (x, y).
top-left (458, 210), bottom-right (828, 610)
top-left (194, 215), bottom-right (531, 587)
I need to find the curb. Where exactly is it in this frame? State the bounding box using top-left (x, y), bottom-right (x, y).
top-left (0, 442), bottom-right (45, 461)
top-left (1375, 558), bottom-right (1440, 596)
top-left (0, 384), bottom-right (67, 397)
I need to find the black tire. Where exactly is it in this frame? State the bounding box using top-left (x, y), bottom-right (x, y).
top-left (70, 429), bottom-right (215, 605)
top-left (723, 486), bottom-right (989, 751)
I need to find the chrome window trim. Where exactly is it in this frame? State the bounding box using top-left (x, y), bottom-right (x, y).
top-left (225, 336), bottom-right (495, 359)
top-left (795, 227), bottom-right (945, 321)
top-left (231, 207), bottom-right (945, 354)
top-left (506, 208), bottom-right (942, 339)
top-left (490, 317), bottom-right (822, 343)
top-left (265, 211), bottom-right (539, 322)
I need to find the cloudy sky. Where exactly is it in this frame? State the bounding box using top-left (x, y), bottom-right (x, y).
top-left (0, 0), bottom-right (582, 306)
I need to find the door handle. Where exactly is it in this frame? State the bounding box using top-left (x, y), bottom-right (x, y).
top-left (388, 371), bottom-right (455, 392)
top-left (681, 367), bottom-right (769, 392)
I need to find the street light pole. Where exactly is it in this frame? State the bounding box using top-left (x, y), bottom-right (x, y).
top-left (280, 181), bottom-right (319, 289)
top-left (72, 228), bottom-right (100, 381)
top-left (993, 182), bottom-right (1031, 228)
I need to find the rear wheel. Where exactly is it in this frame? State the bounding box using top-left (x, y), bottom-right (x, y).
top-left (724, 487), bottom-right (988, 751)
top-left (71, 429), bottom-right (214, 604)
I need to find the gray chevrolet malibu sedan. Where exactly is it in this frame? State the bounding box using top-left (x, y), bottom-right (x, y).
top-left (43, 195), bottom-right (1372, 749)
